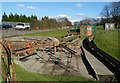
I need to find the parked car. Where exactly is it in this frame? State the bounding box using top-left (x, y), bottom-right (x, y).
top-left (15, 23), bottom-right (30, 30)
top-left (2, 24), bottom-right (12, 29)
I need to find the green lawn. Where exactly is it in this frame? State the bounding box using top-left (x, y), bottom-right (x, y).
top-left (96, 25), bottom-right (104, 30)
top-left (94, 28), bottom-right (119, 61)
top-left (15, 64), bottom-right (93, 82)
top-left (24, 29), bottom-right (69, 40)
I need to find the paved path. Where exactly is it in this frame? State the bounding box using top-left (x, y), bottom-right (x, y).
top-left (70, 54), bottom-right (93, 79)
top-left (0, 29), bottom-right (56, 38)
top-left (83, 47), bottom-right (114, 80)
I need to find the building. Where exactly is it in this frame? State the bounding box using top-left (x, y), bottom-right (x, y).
top-left (105, 23), bottom-right (115, 31)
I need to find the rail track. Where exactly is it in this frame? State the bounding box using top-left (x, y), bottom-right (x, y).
top-left (60, 34), bottom-right (80, 42)
top-left (83, 38), bottom-right (120, 82)
top-left (0, 42), bottom-right (15, 83)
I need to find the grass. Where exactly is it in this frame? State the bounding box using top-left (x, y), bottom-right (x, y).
top-left (94, 26), bottom-right (119, 61)
top-left (96, 25), bottom-right (104, 30)
top-left (15, 64), bottom-right (93, 82)
top-left (24, 29), bottom-right (69, 40)
top-left (0, 77), bottom-right (2, 82)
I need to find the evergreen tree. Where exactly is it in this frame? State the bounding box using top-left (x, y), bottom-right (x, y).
top-left (2, 12), bottom-right (9, 21)
top-left (14, 13), bottom-right (19, 22)
top-left (2, 12), bottom-right (72, 30)
top-left (9, 13), bottom-right (14, 22)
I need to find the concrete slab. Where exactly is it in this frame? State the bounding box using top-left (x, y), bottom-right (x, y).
top-left (80, 58), bottom-right (95, 79)
top-left (55, 49), bottom-right (94, 79)
top-left (37, 51), bottom-right (49, 62)
top-left (83, 48), bottom-right (113, 78)
top-left (13, 47), bottom-right (94, 80)
top-left (71, 55), bottom-right (93, 79)
top-left (27, 61), bottom-right (44, 73)
top-left (38, 62), bottom-right (54, 74)
top-left (52, 68), bottom-right (66, 76)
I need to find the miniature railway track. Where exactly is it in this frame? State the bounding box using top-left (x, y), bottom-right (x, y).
top-left (0, 42), bottom-right (15, 82)
top-left (46, 48), bottom-right (78, 73)
top-left (61, 34), bottom-right (80, 42)
top-left (83, 38), bottom-right (120, 82)
top-left (61, 45), bottom-right (77, 55)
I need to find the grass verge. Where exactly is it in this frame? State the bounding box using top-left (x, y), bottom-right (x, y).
top-left (23, 29), bottom-right (69, 40)
top-left (94, 29), bottom-right (119, 61)
top-left (15, 64), bottom-right (93, 81)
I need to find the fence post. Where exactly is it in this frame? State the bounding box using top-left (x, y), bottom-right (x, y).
top-left (54, 43), bottom-right (56, 55)
top-left (60, 46), bottom-right (62, 60)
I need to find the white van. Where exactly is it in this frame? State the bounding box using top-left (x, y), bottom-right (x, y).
top-left (15, 23), bottom-right (30, 30)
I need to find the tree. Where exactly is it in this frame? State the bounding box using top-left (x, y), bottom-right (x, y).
top-left (40, 16), bottom-right (59, 29)
top-left (100, 2), bottom-right (120, 27)
top-left (31, 19), bottom-right (39, 30)
top-left (48, 18), bottom-right (58, 29)
top-left (40, 16), bottom-right (48, 30)
top-left (111, 2), bottom-right (120, 27)
top-left (57, 17), bottom-right (72, 28)
top-left (30, 15), bottom-right (39, 30)
top-left (31, 15), bottom-right (37, 20)
top-left (2, 12), bottom-right (9, 21)
top-left (9, 13), bottom-right (14, 22)
top-left (2, 12), bottom-right (72, 30)
top-left (14, 13), bottom-right (19, 22)
top-left (81, 17), bottom-right (93, 25)
top-left (100, 5), bottom-right (111, 18)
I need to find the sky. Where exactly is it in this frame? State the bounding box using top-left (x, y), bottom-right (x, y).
top-left (1, 2), bottom-right (112, 22)
top-left (1, 0), bottom-right (119, 2)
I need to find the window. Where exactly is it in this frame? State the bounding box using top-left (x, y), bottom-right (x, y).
top-left (17, 23), bottom-right (24, 26)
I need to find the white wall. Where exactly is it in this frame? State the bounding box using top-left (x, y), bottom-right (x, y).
top-left (105, 23), bottom-right (114, 30)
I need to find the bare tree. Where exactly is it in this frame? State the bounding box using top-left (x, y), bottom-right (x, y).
top-left (111, 2), bottom-right (120, 18)
top-left (111, 2), bottom-right (120, 27)
top-left (81, 17), bottom-right (95, 25)
top-left (100, 5), bottom-right (111, 18)
top-left (100, 2), bottom-right (120, 27)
